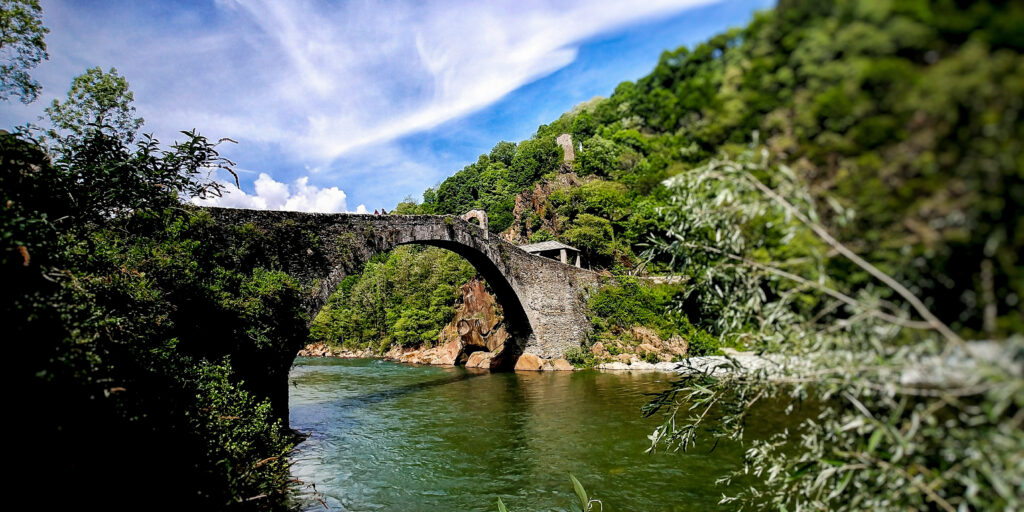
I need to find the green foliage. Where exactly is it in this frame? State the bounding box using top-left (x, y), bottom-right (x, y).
top-left (187, 360), bottom-right (293, 505)
top-left (645, 146), bottom-right (1024, 510)
top-left (527, 228), bottom-right (555, 243)
top-left (45, 66), bottom-right (144, 145)
top-left (6, 102), bottom-right (295, 507)
top-left (0, 0), bottom-right (47, 103)
top-left (310, 245), bottom-right (476, 350)
top-left (640, 350), bottom-right (660, 364)
top-left (427, 137), bottom-right (562, 235)
top-left (588, 277), bottom-right (719, 356)
top-left (575, 136), bottom-right (620, 177)
top-left (561, 214), bottom-right (613, 264)
top-left (488, 140), bottom-right (517, 167)
top-left (392, 196), bottom-right (422, 214)
top-left (47, 128), bottom-right (237, 229)
top-left (570, 110), bottom-right (597, 140)
top-left (552, 179), bottom-right (629, 221)
top-left (563, 346), bottom-right (596, 369)
top-left (1, 131), bottom-right (54, 266)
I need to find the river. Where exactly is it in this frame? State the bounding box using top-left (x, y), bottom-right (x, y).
top-left (288, 357), bottom-right (784, 511)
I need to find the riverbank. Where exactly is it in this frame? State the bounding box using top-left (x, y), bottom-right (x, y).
top-left (296, 341), bottom-right (764, 372)
top-left (297, 341), bottom-right (578, 370)
top-left (297, 340), bottom-right (1019, 387)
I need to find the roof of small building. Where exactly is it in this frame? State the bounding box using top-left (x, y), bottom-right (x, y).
top-left (517, 240), bottom-right (580, 253)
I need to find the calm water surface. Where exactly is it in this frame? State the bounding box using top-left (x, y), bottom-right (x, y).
top-left (288, 357), bottom-right (782, 511)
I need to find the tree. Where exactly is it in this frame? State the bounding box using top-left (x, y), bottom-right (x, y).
top-left (51, 128), bottom-right (236, 227)
top-left (509, 136), bottom-right (559, 189)
top-left (575, 136), bottom-right (620, 177)
top-left (488, 141), bottom-right (517, 167)
top-left (45, 67), bottom-right (143, 145)
top-left (393, 195), bottom-right (422, 214)
top-left (570, 110), bottom-right (597, 140)
top-left (0, 0), bottom-right (48, 103)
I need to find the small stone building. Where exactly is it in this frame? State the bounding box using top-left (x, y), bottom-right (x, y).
top-left (518, 240), bottom-right (582, 268)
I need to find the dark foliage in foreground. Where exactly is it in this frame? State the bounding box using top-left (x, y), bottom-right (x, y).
top-left (4, 129), bottom-right (303, 510)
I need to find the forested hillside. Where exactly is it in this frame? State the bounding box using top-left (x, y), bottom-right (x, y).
top-left (314, 0), bottom-right (1023, 353)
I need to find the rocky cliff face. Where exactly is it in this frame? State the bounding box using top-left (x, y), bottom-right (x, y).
top-left (434, 277), bottom-right (511, 368)
top-left (501, 172), bottom-right (585, 245)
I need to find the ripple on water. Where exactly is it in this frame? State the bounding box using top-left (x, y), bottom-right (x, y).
top-left (289, 357), bottom-right (781, 511)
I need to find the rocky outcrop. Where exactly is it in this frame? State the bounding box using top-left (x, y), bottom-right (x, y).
top-left (440, 279), bottom-right (509, 349)
top-left (297, 342), bottom-right (374, 358)
top-left (501, 173), bottom-right (585, 245)
top-left (587, 327), bottom-right (692, 365)
top-left (436, 277), bottom-right (512, 367)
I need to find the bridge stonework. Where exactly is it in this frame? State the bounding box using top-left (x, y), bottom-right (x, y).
top-left (204, 207), bottom-right (599, 361)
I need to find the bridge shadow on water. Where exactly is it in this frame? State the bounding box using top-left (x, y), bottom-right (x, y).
top-left (326, 368), bottom-right (491, 411)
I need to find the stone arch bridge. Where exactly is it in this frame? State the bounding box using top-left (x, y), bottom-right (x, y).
top-left (205, 207), bottom-right (598, 377)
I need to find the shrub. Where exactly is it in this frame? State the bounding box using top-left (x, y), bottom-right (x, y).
top-left (587, 276), bottom-right (720, 356)
top-left (564, 346), bottom-right (597, 368)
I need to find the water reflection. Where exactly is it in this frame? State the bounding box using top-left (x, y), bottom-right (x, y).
top-left (289, 358), bottom-right (768, 511)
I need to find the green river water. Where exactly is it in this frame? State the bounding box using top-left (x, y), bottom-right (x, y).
top-left (288, 357), bottom-right (785, 511)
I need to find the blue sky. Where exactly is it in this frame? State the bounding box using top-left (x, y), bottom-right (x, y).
top-left (1, 0), bottom-right (773, 213)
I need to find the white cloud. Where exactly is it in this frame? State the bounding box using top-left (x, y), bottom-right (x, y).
top-left (22, 0), bottom-right (712, 163)
top-left (193, 172), bottom-right (354, 213)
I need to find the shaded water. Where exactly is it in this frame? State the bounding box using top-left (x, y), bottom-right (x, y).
top-left (288, 358), bottom-right (782, 511)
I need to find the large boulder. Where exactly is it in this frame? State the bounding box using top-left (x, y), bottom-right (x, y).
top-left (666, 335), bottom-right (689, 357)
top-left (466, 351), bottom-right (502, 369)
top-left (514, 353), bottom-right (543, 371)
top-left (549, 358), bottom-right (574, 371)
top-left (486, 325), bottom-right (508, 353)
top-left (434, 338), bottom-right (464, 366)
top-left (297, 342), bottom-right (335, 357)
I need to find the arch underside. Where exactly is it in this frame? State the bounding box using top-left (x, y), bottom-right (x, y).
top-left (396, 239), bottom-right (533, 357)
top-left (305, 237), bottom-right (534, 368)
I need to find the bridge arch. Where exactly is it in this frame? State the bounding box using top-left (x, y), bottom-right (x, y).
top-left (306, 235), bottom-right (535, 365)
top-left (202, 207), bottom-right (599, 423)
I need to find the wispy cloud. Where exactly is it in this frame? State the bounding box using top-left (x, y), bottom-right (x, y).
top-left (219, 0), bottom-right (713, 161)
top-left (5, 0), bottom-right (734, 211)
top-left (147, 0), bottom-right (714, 162)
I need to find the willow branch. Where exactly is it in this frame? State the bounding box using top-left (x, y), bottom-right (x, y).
top-left (738, 172), bottom-right (964, 348)
top-left (677, 240), bottom-right (933, 330)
